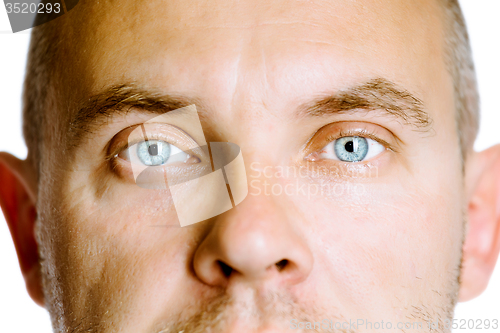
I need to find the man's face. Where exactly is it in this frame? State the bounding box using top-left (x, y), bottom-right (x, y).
top-left (37, 0), bottom-right (465, 332)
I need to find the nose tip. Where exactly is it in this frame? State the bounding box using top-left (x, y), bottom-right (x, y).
top-left (192, 196), bottom-right (313, 288)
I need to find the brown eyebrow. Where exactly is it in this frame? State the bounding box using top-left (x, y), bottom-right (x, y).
top-left (299, 78), bottom-right (433, 131)
top-left (68, 78), bottom-right (432, 150)
top-left (67, 84), bottom-right (201, 149)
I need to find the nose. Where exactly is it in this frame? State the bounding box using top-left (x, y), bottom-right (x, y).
top-left (192, 191), bottom-right (313, 288)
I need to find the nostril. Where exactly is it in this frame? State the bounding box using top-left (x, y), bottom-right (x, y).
top-left (218, 260), bottom-right (233, 277)
top-left (275, 259), bottom-right (288, 271)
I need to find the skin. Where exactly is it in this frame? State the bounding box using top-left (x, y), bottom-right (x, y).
top-left (1, 0), bottom-right (500, 332)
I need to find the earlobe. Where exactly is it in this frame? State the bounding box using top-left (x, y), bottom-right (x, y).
top-left (459, 144), bottom-right (500, 302)
top-left (0, 152), bottom-right (44, 307)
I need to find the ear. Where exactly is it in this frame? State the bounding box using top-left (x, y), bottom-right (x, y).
top-left (459, 144), bottom-right (500, 302)
top-left (0, 152), bottom-right (44, 307)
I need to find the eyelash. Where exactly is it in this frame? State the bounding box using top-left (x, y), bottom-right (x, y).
top-left (323, 127), bottom-right (396, 153)
top-left (106, 135), bottom-right (170, 177)
top-left (105, 123), bottom-right (395, 174)
top-left (105, 131), bottom-right (176, 164)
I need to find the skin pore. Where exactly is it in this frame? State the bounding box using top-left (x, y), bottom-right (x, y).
top-left (1, 0), bottom-right (500, 332)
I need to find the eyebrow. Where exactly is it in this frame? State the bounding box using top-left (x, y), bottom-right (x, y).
top-left (67, 84), bottom-right (201, 149)
top-left (300, 78), bottom-right (432, 131)
top-left (68, 78), bottom-right (432, 148)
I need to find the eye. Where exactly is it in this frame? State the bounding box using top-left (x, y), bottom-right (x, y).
top-left (120, 139), bottom-right (195, 166)
top-left (136, 140), bottom-right (172, 166)
top-left (319, 136), bottom-right (385, 162)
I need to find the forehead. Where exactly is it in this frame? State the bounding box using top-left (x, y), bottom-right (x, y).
top-left (57, 0), bottom-right (449, 120)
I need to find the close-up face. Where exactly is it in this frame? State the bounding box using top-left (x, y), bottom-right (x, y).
top-left (1, 0), bottom-right (500, 333)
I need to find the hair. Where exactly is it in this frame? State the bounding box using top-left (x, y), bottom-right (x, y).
top-left (21, 0), bottom-right (480, 175)
top-left (22, 22), bottom-right (58, 172)
top-left (440, 0), bottom-right (480, 161)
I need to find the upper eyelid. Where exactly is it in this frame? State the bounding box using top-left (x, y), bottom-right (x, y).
top-left (301, 121), bottom-right (402, 162)
top-left (325, 129), bottom-right (396, 153)
top-left (105, 123), bottom-right (200, 161)
top-left (127, 134), bottom-right (177, 149)
top-left (129, 122), bottom-right (199, 145)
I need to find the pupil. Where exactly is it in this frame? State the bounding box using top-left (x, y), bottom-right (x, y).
top-left (148, 143), bottom-right (158, 156)
top-left (345, 140), bottom-right (354, 153)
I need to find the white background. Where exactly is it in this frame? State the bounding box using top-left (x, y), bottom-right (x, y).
top-left (0, 1), bottom-right (499, 332)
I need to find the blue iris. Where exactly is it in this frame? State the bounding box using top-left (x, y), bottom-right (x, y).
top-left (334, 136), bottom-right (368, 162)
top-left (137, 140), bottom-right (171, 166)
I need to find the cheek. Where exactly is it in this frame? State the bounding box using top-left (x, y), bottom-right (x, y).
top-left (60, 187), bottom-right (185, 266)
top-left (298, 178), bottom-right (463, 312)
top-left (44, 183), bottom-right (192, 317)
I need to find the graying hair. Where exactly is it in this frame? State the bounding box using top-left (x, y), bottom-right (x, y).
top-left (440, 0), bottom-right (480, 161)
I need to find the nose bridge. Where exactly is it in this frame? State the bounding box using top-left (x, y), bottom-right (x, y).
top-left (229, 156), bottom-right (293, 232)
top-left (189, 30), bottom-right (315, 287)
top-left (222, 188), bottom-right (290, 238)
top-left (220, 152), bottom-right (305, 249)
